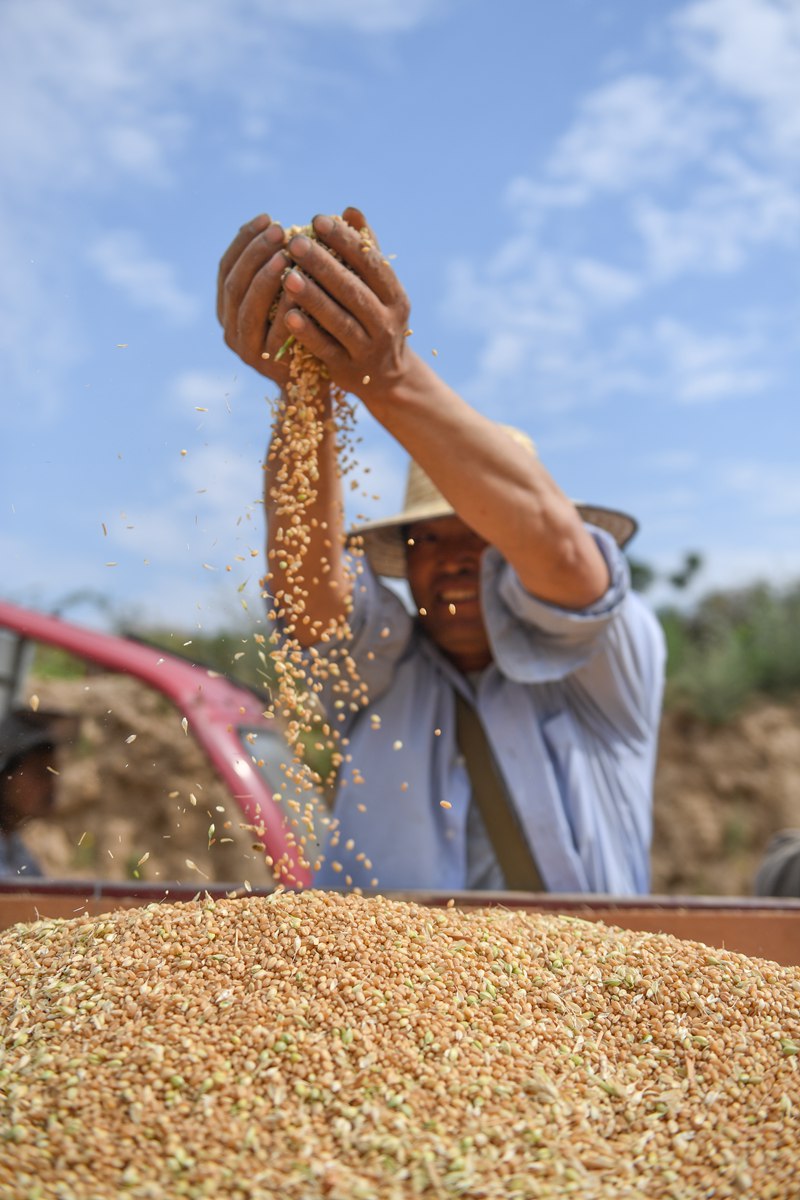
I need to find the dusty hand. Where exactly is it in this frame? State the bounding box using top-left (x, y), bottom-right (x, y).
top-left (216, 214), bottom-right (299, 386)
top-left (281, 207), bottom-right (412, 404)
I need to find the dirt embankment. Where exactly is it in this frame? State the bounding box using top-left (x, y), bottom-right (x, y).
top-left (21, 673), bottom-right (275, 889)
top-left (652, 699), bottom-right (800, 895)
top-left (19, 673), bottom-right (800, 897)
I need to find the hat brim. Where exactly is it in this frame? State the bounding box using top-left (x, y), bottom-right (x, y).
top-left (348, 501), bottom-right (638, 579)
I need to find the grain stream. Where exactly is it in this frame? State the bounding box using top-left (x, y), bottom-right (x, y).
top-left (259, 221), bottom-right (372, 886)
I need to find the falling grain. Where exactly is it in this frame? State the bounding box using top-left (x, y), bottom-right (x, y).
top-left (260, 218), bottom-right (376, 883)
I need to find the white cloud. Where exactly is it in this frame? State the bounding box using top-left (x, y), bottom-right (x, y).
top-left (0, 222), bottom-right (86, 421)
top-left (102, 509), bottom-right (192, 564)
top-left (545, 74), bottom-right (721, 197)
top-left (1, 1), bottom-right (224, 193)
top-left (127, 573), bottom-right (272, 633)
top-left (1, 515), bottom-right (269, 632)
top-left (87, 231), bottom-right (198, 324)
top-left (282, 0), bottom-right (448, 34)
top-left (448, 239), bottom-right (776, 416)
top-left (445, 263), bottom-right (652, 414)
top-left (654, 317), bottom-right (772, 403)
top-left (444, 245), bottom-right (639, 385)
top-left (674, 0), bottom-right (800, 155)
top-left (108, 377), bottom-right (409, 571)
top-left (103, 122), bottom-right (183, 180)
top-left (537, 421), bottom-right (619, 461)
top-left (449, 0), bottom-right (798, 420)
top-left (450, 254), bottom-right (585, 340)
top-left (169, 369), bottom-right (263, 426)
top-left (182, 444), bottom-right (264, 522)
top-left (0, 0), bottom-right (447, 412)
top-left (504, 178), bottom-right (588, 222)
top-left (477, 331), bottom-right (534, 384)
top-left (1, 416), bottom-right (272, 628)
top-left (718, 460), bottom-right (800, 517)
top-left (636, 152), bottom-right (800, 277)
top-left (571, 258), bottom-right (642, 306)
top-left (0, 0), bottom-right (447, 201)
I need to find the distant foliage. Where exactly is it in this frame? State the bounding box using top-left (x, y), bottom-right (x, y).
top-left (123, 627), bottom-right (278, 701)
top-left (627, 553), bottom-right (800, 720)
top-left (133, 572), bottom-right (800, 727)
top-left (659, 582), bottom-right (800, 723)
top-left (31, 645), bottom-right (89, 681)
top-left (628, 551), bottom-right (704, 595)
top-left (40, 563), bottom-right (800, 731)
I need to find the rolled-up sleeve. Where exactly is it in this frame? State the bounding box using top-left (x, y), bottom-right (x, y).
top-left (483, 529), bottom-right (666, 745)
top-left (483, 528), bottom-right (628, 682)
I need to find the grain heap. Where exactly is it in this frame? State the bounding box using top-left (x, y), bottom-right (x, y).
top-left (259, 221), bottom-right (373, 885)
top-left (2, 891), bottom-right (798, 1199)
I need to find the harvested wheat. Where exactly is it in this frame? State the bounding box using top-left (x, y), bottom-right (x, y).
top-left (257, 220), bottom-right (375, 885)
top-left (2, 890), bottom-right (798, 1199)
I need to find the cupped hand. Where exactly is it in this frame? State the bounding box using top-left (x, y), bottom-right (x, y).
top-left (216, 214), bottom-right (298, 386)
top-left (280, 207), bottom-right (413, 404)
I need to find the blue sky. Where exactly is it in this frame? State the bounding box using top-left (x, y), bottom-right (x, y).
top-left (2, 0), bottom-right (799, 633)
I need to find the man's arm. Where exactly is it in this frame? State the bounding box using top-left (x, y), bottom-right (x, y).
top-left (218, 207), bottom-right (610, 622)
top-left (278, 210), bottom-right (609, 610)
top-left (217, 215), bottom-right (353, 644)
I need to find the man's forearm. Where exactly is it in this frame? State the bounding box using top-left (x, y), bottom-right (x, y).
top-left (360, 353), bottom-right (610, 608)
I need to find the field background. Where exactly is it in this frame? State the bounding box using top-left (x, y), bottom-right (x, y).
top-left (21, 578), bottom-right (800, 897)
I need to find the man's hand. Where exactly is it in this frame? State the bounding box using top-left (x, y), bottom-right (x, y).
top-left (281, 207), bottom-right (413, 404)
top-left (216, 214), bottom-right (298, 385)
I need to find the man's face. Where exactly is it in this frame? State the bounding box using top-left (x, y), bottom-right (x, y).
top-left (0, 745), bottom-right (57, 832)
top-left (405, 516), bottom-right (492, 673)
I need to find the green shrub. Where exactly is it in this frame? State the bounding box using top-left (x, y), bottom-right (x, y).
top-left (32, 645), bottom-right (89, 681)
top-left (660, 582), bottom-right (800, 722)
top-left (115, 574), bottom-right (800, 732)
top-left (127, 626), bottom-right (278, 698)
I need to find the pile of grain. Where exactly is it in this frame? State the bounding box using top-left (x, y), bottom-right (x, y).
top-left (2, 891), bottom-right (798, 1198)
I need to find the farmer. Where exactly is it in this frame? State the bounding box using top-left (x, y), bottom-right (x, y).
top-left (217, 208), bottom-right (666, 893)
top-left (0, 711), bottom-right (60, 877)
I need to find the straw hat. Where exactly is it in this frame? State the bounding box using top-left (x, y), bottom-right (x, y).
top-left (348, 426), bottom-right (638, 579)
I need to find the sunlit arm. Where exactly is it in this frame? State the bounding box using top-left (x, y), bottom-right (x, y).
top-left (364, 354), bottom-right (611, 610)
top-left (279, 212), bottom-right (610, 611)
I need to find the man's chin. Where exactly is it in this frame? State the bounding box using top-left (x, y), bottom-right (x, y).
top-left (422, 618), bottom-right (489, 665)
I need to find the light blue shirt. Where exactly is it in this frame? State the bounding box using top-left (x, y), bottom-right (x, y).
top-left (310, 528), bottom-right (666, 894)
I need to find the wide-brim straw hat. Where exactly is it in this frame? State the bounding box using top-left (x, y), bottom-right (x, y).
top-left (348, 426), bottom-right (638, 580)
